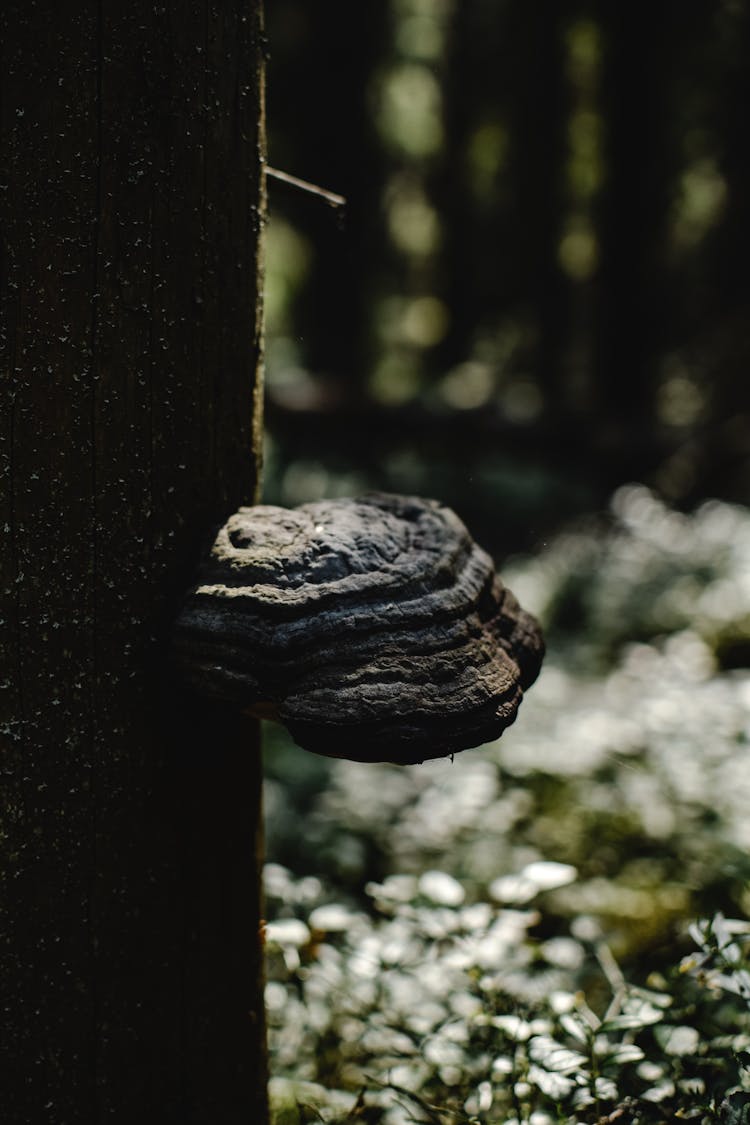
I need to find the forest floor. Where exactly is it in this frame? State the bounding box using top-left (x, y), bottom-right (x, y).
top-left (263, 486), bottom-right (750, 1124)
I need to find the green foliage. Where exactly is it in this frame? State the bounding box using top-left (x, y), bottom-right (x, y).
top-left (266, 876), bottom-right (750, 1123)
top-left (507, 485), bottom-right (750, 668)
top-left (264, 489), bottom-right (750, 1123)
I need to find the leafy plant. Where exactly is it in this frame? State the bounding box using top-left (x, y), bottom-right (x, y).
top-left (264, 489), bottom-right (750, 1123)
top-left (266, 870), bottom-right (750, 1123)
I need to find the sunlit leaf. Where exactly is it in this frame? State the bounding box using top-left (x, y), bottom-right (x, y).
top-left (521, 861), bottom-right (578, 892)
top-left (654, 1025), bottom-right (700, 1056)
top-left (526, 1063), bottom-right (575, 1100)
top-left (528, 1035), bottom-right (587, 1074)
top-left (418, 870), bottom-right (465, 907)
top-left (600, 1042), bottom-right (645, 1065)
top-left (559, 1013), bottom-right (590, 1044)
top-left (265, 919), bottom-right (311, 948)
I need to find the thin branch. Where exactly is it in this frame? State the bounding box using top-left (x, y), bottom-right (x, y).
top-left (265, 165), bottom-right (347, 210)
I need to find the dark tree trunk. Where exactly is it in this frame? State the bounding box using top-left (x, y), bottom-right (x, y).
top-left (593, 3), bottom-right (675, 454)
top-left (697, 2), bottom-right (750, 500)
top-left (435, 2), bottom-right (569, 396)
top-left (0, 1), bottom-right (268, 1122)
top-left (511, 2), bottom-right (569, 413)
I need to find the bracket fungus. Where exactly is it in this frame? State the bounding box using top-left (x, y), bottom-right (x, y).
top-left (174, 493), bottom-right (544, 764)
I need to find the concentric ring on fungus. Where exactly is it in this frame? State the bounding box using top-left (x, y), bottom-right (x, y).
top-left (174, 493), bottom-right (544, 764)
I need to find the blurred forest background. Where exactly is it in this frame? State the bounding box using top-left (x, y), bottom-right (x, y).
top-left (263, 0), bottom-right (749, 554)
top-left (261, 3), bottom-right (750, 1120)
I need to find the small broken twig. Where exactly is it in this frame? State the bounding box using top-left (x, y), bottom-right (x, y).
top-left (265, 165), bottom-right (346, 211)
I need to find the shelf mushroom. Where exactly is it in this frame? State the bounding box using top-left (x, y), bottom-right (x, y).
top-left (174, 493), bottom-right (544, 764)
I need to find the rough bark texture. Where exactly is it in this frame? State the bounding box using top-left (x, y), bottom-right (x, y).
top-left (0, 1), bottom-right (268, 1122)
top-left (175, 494), bottom-right (544, 763)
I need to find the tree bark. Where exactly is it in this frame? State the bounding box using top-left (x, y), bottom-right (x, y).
top-left (0, 1), bottom-right (268, 1122)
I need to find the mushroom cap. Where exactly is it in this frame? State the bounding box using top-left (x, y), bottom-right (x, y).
top-left (174, 493), bottom-right (544, 764)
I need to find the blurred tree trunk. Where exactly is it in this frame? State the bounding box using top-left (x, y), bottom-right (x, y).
top-left (698, 1), bottom-right (750, 500)
top-left (438, 2), bottom-right (568, 398)
top-left (266, 0), bottom-right (387, 396)
top-left (437, 0), bottom-right (506, 372)
top-left (0, 2), bottom-right (268, 1122)
top-left (593, 3), bottom-right (674, 463)
top-left (512, 2), bottom-right (569, 414)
